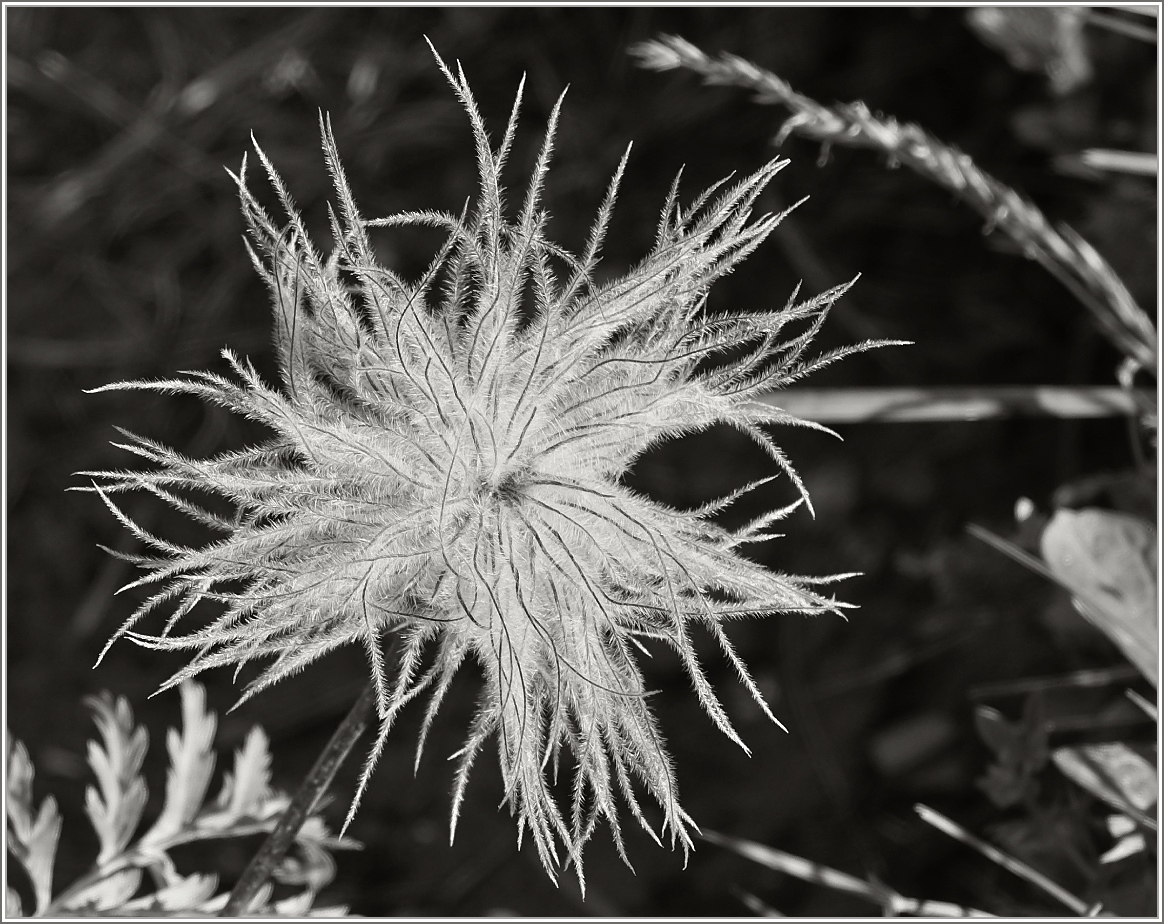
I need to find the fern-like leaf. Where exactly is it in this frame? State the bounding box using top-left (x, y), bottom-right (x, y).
top-left (83, 692), bottom-right (149, 865)
top-left (215, 725), bottom-right (274, 822)
top-left (138, 680), bottom-right (216, 850)
top-left (5, 733), bottom-right (62, 915)
top-left (5, 683), bottom-right (356, 917)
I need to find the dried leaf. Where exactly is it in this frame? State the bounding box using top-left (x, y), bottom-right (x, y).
top-left (1040, 508), bottom-right (1158, 686)
top-left (1053, 743), bottom-right (1158, 818)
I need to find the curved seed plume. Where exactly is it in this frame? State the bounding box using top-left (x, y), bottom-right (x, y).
top-left (82, 44), bottom-right (894, 892)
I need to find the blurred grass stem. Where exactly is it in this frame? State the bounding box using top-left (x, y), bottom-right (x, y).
top-left (968, 665), bottom-right (1143, 700)
top-left (1085, 9), bottom-right (1159, 43)
top-left (914, 804), bottom-right (1092, 915)
top-left (702, 828), bottom-right (993, 916)
top-left (1081, 148), bottom-right (1158, 175)
top-left (764, 386), bottom-right (1148, 424)
top-left (1125, 688), bottom-right (1158, 721)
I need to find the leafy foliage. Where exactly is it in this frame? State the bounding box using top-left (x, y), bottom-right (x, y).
top-left (77, 44), bottom-right (895, 889)
top-left (6, 736), bottom-right (62, 917)
top-left (5, 682), bottom-right (356, 917)
top-left (966, 495), bottom-right (1157, 912)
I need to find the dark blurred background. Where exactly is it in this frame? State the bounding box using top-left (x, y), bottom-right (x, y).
top-left (6, 7), bottom-right (1157, 917)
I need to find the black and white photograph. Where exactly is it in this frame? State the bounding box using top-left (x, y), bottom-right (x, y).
top-left (5, 4), bottom-right (1159, 918)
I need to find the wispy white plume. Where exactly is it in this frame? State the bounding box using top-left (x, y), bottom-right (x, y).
top-left (79, 45), bottom-right (895, 890)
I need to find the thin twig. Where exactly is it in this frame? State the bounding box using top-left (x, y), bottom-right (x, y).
top-left (631, 36), bottom-right (1158, 376)
top-left (222, 681), bottom-right (377, 916)
top-left (914, 803), bottom-right (1090, 915)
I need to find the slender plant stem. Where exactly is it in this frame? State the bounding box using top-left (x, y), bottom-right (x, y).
top-left (222, 681), bottom-right (377, 916)
top-left (761, 385), bottom-right (1149, 423)
top-left (914, 803), bottom-right (1092, 915)
top-left (1085, 8), bottom-right (1159, 43)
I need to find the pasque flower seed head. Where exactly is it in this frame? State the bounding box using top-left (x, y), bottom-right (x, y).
top-left (82, 47), bottom-right (895, 888)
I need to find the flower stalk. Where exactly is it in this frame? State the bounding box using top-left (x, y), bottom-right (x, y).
top-left (223, 681), bottom-right (377, 916)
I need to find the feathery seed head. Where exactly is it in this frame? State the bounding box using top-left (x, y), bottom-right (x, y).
top-left (81, 48), bottom-right (889, 888)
